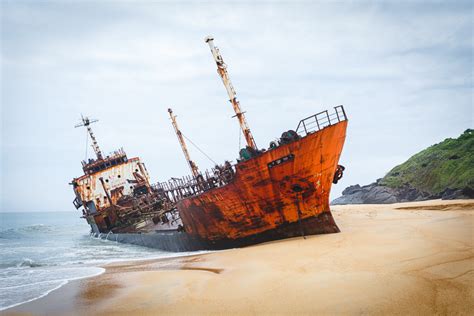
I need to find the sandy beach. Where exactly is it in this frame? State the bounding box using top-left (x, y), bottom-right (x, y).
top-left (6, 199), bottom-right (473, 315)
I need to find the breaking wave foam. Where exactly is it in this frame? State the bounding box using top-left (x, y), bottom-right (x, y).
top-left (0, 212), bottom-right (206, 311)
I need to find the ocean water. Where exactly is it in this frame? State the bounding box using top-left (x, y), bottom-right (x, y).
top-left (0, 211), bottom-right (198, 310)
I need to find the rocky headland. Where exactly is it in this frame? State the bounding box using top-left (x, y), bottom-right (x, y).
top-left (332, 129), bottom-right (473, 205)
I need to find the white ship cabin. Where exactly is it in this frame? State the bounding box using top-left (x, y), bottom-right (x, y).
top-left (72, 149), bottom-right (151, 215)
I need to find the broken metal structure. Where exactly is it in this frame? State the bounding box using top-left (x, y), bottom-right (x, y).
top-left (71, 117), bottom-right (180, 234)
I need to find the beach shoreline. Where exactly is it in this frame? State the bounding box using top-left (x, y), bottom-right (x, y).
top-left (6, 199), bottom-right (473, 315)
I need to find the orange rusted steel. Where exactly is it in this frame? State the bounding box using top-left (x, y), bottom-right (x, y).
top-left (205, 36), bottom-right (257, 150)
top-left (177, 120), bottom-right (347, 241)
top-left (168, 108), bottom-right (200, 178)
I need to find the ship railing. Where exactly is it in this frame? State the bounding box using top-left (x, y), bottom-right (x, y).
top-left (81, 148), bottom-right (127, 166)
top-left (152, 165), bottom-right (235, 203)
top-left (81, 148), bottom-right (129, 175)
top-left (295, 105), bottom-right (347, 137)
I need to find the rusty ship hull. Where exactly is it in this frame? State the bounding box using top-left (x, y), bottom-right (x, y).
top-left (178, 121), bottom-right (347, 244)
top-left (98, 114), bottom-right (347, 252)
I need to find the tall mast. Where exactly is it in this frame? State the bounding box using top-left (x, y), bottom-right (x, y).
top-left (168, 108), bottom-right (200, 177)
top-left (75, 115), bottom-right (103, 160)
top-left (204, 36), bottom-right (257, 150)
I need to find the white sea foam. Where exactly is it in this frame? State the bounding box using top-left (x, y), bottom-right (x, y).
top-left (0, 212), bottom-right (207, 311)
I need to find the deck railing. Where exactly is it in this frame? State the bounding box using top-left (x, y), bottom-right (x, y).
top-left (152, 164), bottom-right (235, 203)
top-left (295, 105), bottom-right (347, 136)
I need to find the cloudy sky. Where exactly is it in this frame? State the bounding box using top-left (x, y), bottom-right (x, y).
top-left (1, 0), bottom-right (472, 212)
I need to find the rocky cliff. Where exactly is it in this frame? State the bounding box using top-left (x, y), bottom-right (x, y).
top-left (332, 129), bottom-right (474, 205)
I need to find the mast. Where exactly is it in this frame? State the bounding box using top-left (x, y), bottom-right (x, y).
top-left (75, 115), bottom-right (103, 160)
top-left (204, 36), bottom-right (257, 150)
top-left (168, 108), bottom-right (200, 177)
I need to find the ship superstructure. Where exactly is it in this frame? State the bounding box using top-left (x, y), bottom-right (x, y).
top-left (71, 116), bottom-right (179, 234)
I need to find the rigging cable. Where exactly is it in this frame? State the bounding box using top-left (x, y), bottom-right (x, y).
top-left (182, 133), bottom-right (218, 165)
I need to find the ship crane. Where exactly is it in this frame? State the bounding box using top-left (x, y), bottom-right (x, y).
top-left (75, 115), bottom-right (103, 160)
top-left (205, 36), bottom-right (258, 150)
top-left (168, 108), bottom-right (200, 178)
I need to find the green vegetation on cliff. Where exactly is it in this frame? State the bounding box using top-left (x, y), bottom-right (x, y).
top-left (380, 129), bottom-right (474, 194)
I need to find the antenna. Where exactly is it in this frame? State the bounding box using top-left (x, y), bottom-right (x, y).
top-left (75, 115), bottom-right (103, 160)
top-left (204, 36), bottom-right (257, 150)
top-left (168, 108), bottom-right (200, 177)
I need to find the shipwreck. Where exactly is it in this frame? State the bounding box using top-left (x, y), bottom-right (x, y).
top-left (70, 36), bottom-right (348, 251)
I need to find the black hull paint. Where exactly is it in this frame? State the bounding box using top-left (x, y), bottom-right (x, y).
top-left (103, 211), bottom-right (340, 252)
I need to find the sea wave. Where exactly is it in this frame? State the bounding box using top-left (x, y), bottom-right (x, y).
top-left (0, 224), bottom-right (60, 239)
top-left (16, 258), bottom-right (44, 268)
top-left (0, 258), bottom-right (46, 269)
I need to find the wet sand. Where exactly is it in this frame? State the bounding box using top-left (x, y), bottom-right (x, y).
top-left (6, 199), bottom-right (474, 315)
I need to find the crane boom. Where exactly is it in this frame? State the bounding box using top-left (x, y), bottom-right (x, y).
top-left (168, 108), bottom-right (200, 177)
top-left (204, 36), bottom-right (257, 150)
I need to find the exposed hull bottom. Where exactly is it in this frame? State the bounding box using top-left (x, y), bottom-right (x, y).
top-left (103, 211), bottom-right (340, 252)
